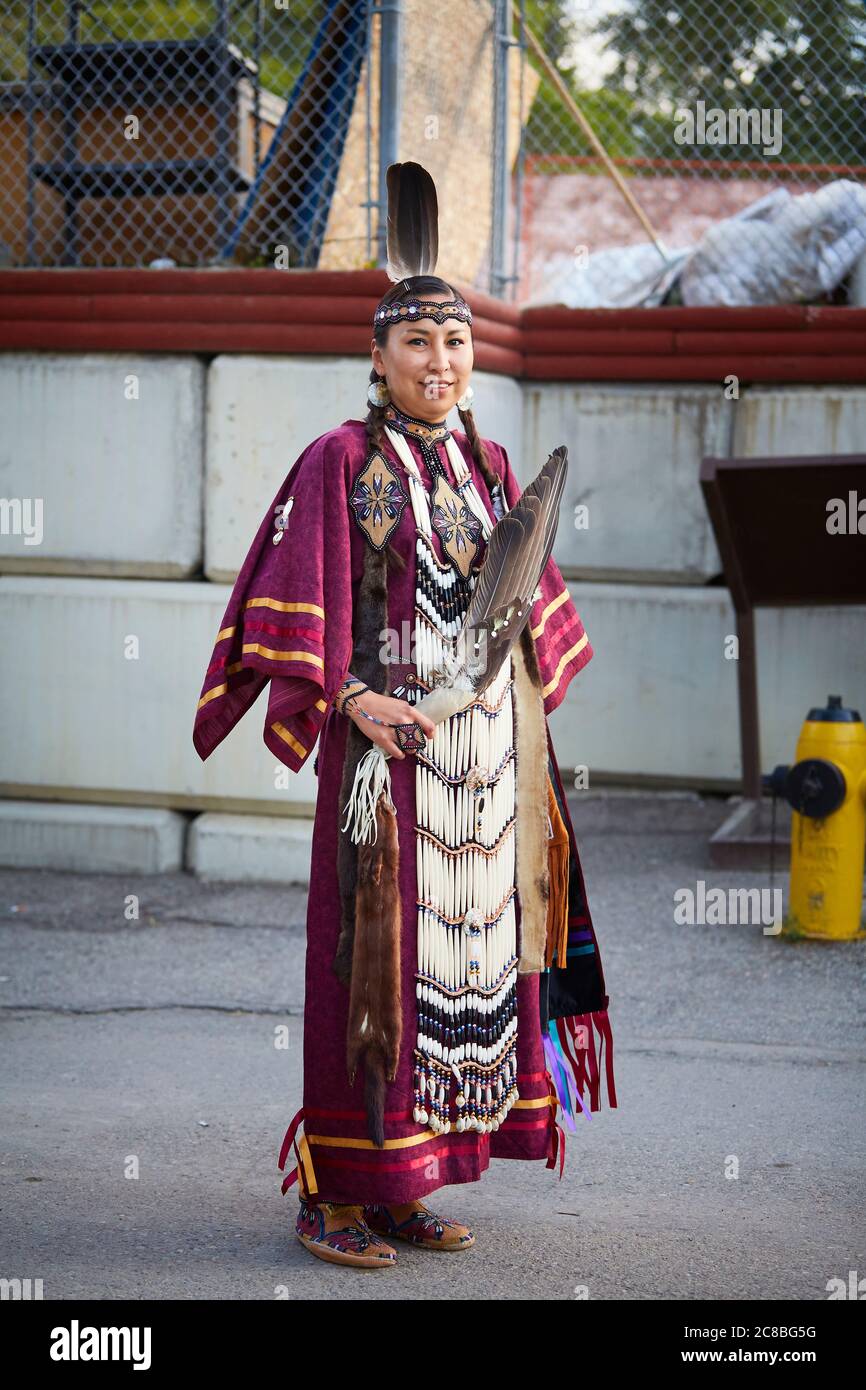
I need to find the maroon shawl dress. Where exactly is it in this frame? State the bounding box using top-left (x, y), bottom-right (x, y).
top-left (194, 419), bottom-right (616, 1205)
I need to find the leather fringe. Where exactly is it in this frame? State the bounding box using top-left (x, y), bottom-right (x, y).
top-left (544, 776), bottom-right (570, 969)
top-left (554, 1010), bottom-right (618, 1115)
top-left (543, 1010), bottom-right (618, 1179)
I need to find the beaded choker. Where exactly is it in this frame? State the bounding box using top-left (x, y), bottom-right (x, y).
top-left (383, 402), bottom-right (451, 445)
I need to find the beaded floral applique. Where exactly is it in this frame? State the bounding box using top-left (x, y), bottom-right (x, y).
top-left (429, 473), bottom-right (484, 578)
top-left (348, 450), bottom-right (408, 550)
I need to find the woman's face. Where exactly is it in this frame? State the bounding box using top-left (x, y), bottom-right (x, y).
top-left (371, 292), bottom-right (473, 421)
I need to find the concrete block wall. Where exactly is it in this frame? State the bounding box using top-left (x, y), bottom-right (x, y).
top-left (0, 575), bottom-right (319, 812)
top-left (0, 353), bottom-right (204, 577)
top-left (1, 350), bottom-right (864, 877)
top-left (522, 383), bottom-right (732, 583)
top-left (530, 382), bottom-right (866, 791)
top-left (732, 386), bottom-right (866, 456)
top-left (545, 583), bottom-right (866, 788)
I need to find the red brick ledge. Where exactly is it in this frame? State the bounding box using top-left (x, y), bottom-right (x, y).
top-left (0, 268), bottom-right (863, 383)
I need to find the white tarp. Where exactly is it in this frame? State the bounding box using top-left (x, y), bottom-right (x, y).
top-left (525, 179), bottom-right (866, 309)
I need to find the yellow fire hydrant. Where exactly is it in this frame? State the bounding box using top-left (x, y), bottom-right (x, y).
top-left (764, 695), bottom-right (866, 941)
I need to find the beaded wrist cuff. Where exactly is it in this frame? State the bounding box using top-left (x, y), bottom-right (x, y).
top-left (335, 674), bottom-right (368, 715)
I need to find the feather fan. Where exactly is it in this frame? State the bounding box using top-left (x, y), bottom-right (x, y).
top-left (414, 446), bottom-right (569, 725)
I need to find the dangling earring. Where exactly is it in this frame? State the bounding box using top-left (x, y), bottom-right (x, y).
top-left (368, 377), bottom-right (391, 407)
top-left (456, 385), bottom-right (474, 412)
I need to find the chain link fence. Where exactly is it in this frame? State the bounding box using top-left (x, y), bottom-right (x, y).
top-left (515, 0), bottom-right (866, 305)
top-left (1, 0), bottom-right (864, 306)
top-left (0, 0), bottom-right (376, 270)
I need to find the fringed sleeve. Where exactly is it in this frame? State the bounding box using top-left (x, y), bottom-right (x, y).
top-left (193, 431), bottom-right (356, 774)
top-left (489, 440), bottom-right (594, 713)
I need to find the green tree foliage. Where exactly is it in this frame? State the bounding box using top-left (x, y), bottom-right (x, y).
top-left (1, 0), bottom-right (317, 94)
top-left (524, 0), bottom-right (580, 67)
top-left (521, 0), bottom-right (645, 161)
top-left (595, 0), bottom-right (866, 166)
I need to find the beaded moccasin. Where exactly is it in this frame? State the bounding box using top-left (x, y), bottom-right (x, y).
top-left (296, 1199), bottom-right (398, 1269)
top-left (363, 1200), bottom-right (476, 1250)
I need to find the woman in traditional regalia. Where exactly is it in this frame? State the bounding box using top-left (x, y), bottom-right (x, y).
top-left (193, 163), bottom-right (616, 1270)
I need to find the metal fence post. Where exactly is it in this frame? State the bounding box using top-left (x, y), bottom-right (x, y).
top-left (376, 0), bottom-right (402, 270)
top-left (494, 0), bottom-right (522, 301)
top-left (491, 0), bottom-right (518, 299)
top-left (509, 0), bottom-right (527, 305)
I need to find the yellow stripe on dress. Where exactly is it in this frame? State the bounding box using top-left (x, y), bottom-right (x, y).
top-left (214, 599), bottom-right (324, 646)
top-left (307, 1130), bottom-right (453, 1152)
top-left (306, 1096), bottom-right (551, 1153)
top-left (197, 683), bottom-right (227, 709)
top-left (296, 1134), bottom-right (318, 1195)
top-left (530, 586), bottom-right (569, 638)
top-left (198, 670), bottom-right (329, 718)
top-left (541, 634), bottom-right (589, 699)
top-left (241, 644), bottom-right (324, 668)
top-left (196, 664), bottom-right (243, 709)
top-left (270, 722), bottom-right (308, 758)
top-left (244, 597), bottom-right (326, 619)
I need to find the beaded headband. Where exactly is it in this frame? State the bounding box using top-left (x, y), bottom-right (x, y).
top-left (372, 296), bottom-right (472, 330)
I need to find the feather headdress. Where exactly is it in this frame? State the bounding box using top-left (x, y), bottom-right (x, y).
top-left (384, 161), bottom-right (439, 281)
top-left (372, 161), bottom-right (472, 331)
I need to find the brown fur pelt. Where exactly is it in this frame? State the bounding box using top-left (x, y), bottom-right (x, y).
top-left (333, 542), bottom-right (390, 985)
top-left (512, 623), bottom-right (551, 972)
top-left (520, 610), bottom-right (544, 690)
top-left (345, 794), bottom-right (403, 1147)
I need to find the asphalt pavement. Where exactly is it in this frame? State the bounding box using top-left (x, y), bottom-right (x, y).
top-left (2, 796), bottom-right (864, 1301)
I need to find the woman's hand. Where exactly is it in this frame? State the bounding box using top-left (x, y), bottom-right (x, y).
top-left (347, 690), bottom-right (436, 760)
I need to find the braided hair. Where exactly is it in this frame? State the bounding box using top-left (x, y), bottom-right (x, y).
top-left (362, 365), bottom-right (402, 572)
